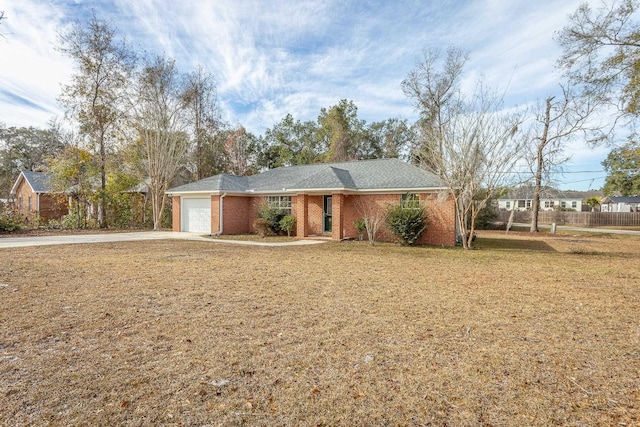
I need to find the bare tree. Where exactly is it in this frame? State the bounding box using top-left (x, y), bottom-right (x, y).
top-left (557, 0), bottom-right (640, 117)
top-left (414, 85), bottom-right (524, 249)
top-left (0, 11), bottom-right (6, 41)
top-left (354, 196), bottom-right (389, 245)
top-left (224, 126), bottom-right (258, 176)
top-left (58, 14), bottom-right (135, 228)
top-left (404, 47), bottom-right (523, 249)
top-left (133, 55), bottom-right (190, 230)
top-left (524, 85), bottom-right (607, 232)
top-left (0, 11), bottom-right (4, 22)
top-left (182, 66), bottom-right (220, 180)
top-left (402, 46), bottom-right (468, 171)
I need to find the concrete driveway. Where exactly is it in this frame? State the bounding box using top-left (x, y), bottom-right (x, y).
top-left (0, 231), bottom-right (328, 249)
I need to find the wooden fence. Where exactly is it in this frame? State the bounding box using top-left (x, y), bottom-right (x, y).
top-left (496, 211), bottom-right (640, 227)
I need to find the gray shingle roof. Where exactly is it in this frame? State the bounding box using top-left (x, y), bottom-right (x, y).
top-left (167, 158), bottom-right (445, 194)
top-left (12, 171), bottom-right (54, 194)
top-left (499, 186), bottom-right (602, 200)
top-left (602, 196), bottom-right (640, 203)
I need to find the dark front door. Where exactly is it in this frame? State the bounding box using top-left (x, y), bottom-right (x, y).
top-left (323, 195), bottom-right (332, 233)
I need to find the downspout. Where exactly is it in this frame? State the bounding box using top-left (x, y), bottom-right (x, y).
top-left (211, 193), bottom-right (227, 236)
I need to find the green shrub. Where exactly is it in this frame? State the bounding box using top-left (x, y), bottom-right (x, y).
top-left (61, 212), bottom-right (81, 229)
top-left (475, 201), bottom-right (498, 229)
top-left (0, 211), bottom-right (22, 232)
top-left (253, 218), bottom-right (273, 238)
top-left (386, 203), bottom-right (428, 246)
top-left (257, 203), bottom-right (288, 234)
top-left (279, 215), bottom-right (296, 237)
top-left (354, 218), bottom-right (366, 240)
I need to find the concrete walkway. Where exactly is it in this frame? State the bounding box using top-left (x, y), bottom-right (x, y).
top-left (0, 231), bottom-right (329, 249)
top-left (511, 223), bottom-right (640, 236)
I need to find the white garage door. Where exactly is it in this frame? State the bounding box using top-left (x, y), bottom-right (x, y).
top-left (182, 198), bottom-right (211, 233)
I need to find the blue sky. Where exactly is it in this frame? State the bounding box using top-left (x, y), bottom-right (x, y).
top-left (0, 0), bottom-right (613, 190)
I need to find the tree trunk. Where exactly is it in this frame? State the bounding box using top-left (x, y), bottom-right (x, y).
top-left (99, 131), bottom-right (107, 228)
top-left (530, 97), bottom-right (553, 233)
top-left (530, 145), bottom-right (544, 232)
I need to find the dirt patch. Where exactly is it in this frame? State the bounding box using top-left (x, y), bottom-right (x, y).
top-left (1, 234), bottom-right (639, 425)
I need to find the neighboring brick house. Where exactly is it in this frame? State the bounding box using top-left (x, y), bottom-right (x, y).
top-left (166, 158), bottom-right (457, 246)
top-left (9, 171), bottom-right (68, 222)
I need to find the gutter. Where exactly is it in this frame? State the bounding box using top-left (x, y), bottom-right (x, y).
top-left (211, 192), bottom-right (227, 236)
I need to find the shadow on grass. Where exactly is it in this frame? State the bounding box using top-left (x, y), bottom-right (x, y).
top-left (475, 237), bottom-right (557, 252)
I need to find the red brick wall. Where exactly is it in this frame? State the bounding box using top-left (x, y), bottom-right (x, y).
top-left (12, 179), bottom-right (67, 223)
top-left (172, 196), bottom-right (181, 231)
top-left (38, 194), bottom-right (68, 220)
top-left (294, 194), bottom-right (308, 237)
top-left (307, 196), bottom-right (324, 235)
top-left (332, 193), bottom-right (344, 240)
top-left (13, 180), bottom-right (35, 221)
top-left (248, 197), bottom-right (263, 232)
top-left (343, 194), bottom-right (398, 242)
top-left (222, 196), bottom-right (251, 234)
top-left (211, 195), bottom-right (220, 234)
top-left (341, 192), bottom-right (456, 246)
top-left (419, 192), bottom-right (457, 246)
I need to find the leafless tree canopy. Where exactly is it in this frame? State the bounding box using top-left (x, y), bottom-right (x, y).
top-left (523, 84), bottom-right (608, 232)
top-left (404, 47), bottom-right (524, 249)
top-left (353, 196), bottom-right (389, 245)
top-left (133, 55), bottom-right (191, 230)
top-left (402, 47), bottom-right (468, 172)
top-left (182, 66), bottom-right (220, 180)
top-left (557, 0), bottom-right (640, 116)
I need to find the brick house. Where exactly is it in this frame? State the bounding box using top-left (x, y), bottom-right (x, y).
top-left (166, 158), bottom-right (457, 246)
top-left (9, 171), bottom-right (68, 222)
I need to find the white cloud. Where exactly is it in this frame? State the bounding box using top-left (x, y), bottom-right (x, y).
top-left (0, 0), bottom-right (621, 190)
top-left (0, 2), bottom-right (72, 127)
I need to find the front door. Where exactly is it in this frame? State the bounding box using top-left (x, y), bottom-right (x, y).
top-left (323, 195), bottom-right (332, 233)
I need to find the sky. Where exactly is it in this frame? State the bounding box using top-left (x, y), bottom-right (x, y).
top-left (0, 0), bottom-right (615, 191)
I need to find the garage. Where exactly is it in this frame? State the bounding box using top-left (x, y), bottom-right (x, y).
top-left (181, 198), bottom-right (211, 233)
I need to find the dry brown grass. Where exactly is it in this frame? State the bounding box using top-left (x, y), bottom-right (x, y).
top-left (207, 234), bottom-right (299, 242)
top-left (1, 231), bottom-right (639, 426)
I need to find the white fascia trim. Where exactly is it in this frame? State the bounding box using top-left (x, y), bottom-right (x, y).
top-left (9, 172), bottom-right (29, 195)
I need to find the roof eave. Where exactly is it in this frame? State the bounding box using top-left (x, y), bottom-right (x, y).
top-left (9, 172), bottom-right (36, 195)
top-left (167, 186), bottom-right (450, 196)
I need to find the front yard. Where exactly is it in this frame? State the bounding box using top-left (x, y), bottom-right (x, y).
top-left (1, 232), bottom-right (638, 425)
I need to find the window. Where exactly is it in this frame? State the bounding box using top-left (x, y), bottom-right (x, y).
top-left (28, 195), bottom-right (32, 211)
top-left (526, 200), bottom-right (531, 209)
top-left (18, 196), bottom-right (23, 211)
top-left (561, 201), bottom-right (566, 208)
top-left (544, 201), bottom-right (551, 208)
top-left (267, 196), bottom-right (292, 214)
top-left (518, 200), bottom-right (526, 208)
top-left (401, 193), bottom-right (420, 209)
top-left (571, 201), bottom-right (577, 209)
top-left (506, 201), bottom-right (511, 209)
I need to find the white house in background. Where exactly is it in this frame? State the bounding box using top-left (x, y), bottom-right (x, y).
top-left (601, 196), bottom-right (640, 212)
top-left (497, 187), bottom-right (602, 212)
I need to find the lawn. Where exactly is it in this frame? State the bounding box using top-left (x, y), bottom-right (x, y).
top-left (1, 231), bottom-right (639, 426)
